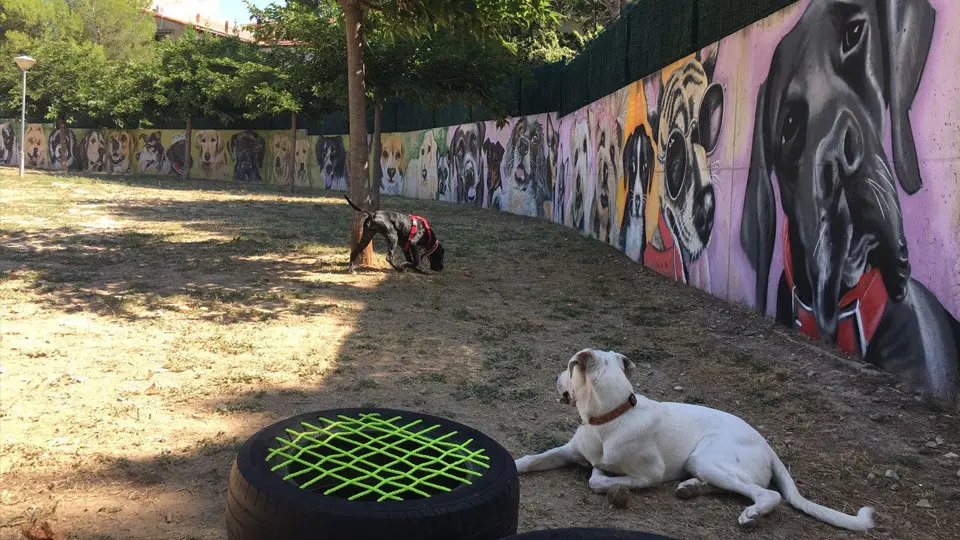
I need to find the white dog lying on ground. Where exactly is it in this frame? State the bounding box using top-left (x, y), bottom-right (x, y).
top-left (514, 349), bottom-right (875, 531)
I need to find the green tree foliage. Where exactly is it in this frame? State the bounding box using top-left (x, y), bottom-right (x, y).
top-left (0, 0), bottom-right (156, 122)
top-left (149, 29), bottom-right (254, 125)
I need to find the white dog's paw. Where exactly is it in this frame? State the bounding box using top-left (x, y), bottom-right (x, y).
top-left (514, 456), bottom-right (533, 474)
top-left (588, 469), bottom-right (611, 494)
top-left (738, 508), bottom-right (760, 529)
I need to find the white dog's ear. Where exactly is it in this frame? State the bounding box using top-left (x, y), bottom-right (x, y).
top-left (567, 349), bottom-right (595, 375)
top-left (615, 353), bottom-right (636, 380)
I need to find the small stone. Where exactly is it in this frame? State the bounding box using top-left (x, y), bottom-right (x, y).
top-left (165, 513), bottom-right (173, 523)
top-left (867, 472), bottom-right (876, 481)
top-left (673, 386), bottom-right (683, 392)
top-left (607, 485), bottom-right (630, 509)
top-left (915, 499), bottom-right (932, 509)
top-left (884, 469), bottom-right (900, 481)
top-left (935, 437), bottom-right (944, 446)
top-left (956, 469), bottom-right (959, 478)
top-left (943, 452), bottom-right (959, 460)
top-left (806, 371), bottom-right (816, 377)
top-left (925, 441), bottom-right (939, 449)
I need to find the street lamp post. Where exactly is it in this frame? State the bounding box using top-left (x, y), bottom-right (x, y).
top-left (14, 55), bottom-right (36, 177)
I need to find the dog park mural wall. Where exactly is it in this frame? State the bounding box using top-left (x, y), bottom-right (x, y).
top-left (2, 0), bottom-right (958, 404)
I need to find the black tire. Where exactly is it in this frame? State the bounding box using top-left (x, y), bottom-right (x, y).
top-left (226, 407), bottom-right (519, 540)
top-left (502, 529), bottom-right (677, 540)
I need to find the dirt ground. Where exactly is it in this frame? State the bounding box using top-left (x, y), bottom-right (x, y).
top-left (0, 169), bottom-right (958, 540)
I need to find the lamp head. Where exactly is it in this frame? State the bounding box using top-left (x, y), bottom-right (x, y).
top-left (14, 55), bottom-right (36, 71)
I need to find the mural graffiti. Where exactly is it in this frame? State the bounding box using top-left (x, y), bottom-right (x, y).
top-left (2, 0), bottom-right (957, 403)
top-left (740, 0), bottom-right (958, 402)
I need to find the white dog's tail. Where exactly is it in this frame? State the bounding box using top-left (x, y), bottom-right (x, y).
top-left (771, 454), bottom-right (874, 531)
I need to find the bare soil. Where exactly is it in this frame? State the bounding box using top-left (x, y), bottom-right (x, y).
top-left (1, 169), bottom-right (958, 540)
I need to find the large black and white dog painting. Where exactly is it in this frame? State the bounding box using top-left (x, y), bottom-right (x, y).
top-left (449, 122), bottom-right (485, 205)
top-left (619, 124), bottom-right (656, 262)
top-left (504, 116), bottom-right (551, 218)
top-left (315, 135), bottom-right (346, 190)
top-left (739, 0), bottom-right (959, 404)
top-left (48, 127), bottom-right (80, 170)
top-left (229, 130), bottom-right (265, 182)
top-left (0, 123), bottom-right (17, 166)
top-left (136, 131), bottom-right (171, 174)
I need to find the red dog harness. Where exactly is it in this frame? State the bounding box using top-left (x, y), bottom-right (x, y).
top-left (404, 215), bottom-right (440, 255)
top-left (643, 211), bottom-right (685, 283)
top-left (782, 222), bottom-right (888, 357)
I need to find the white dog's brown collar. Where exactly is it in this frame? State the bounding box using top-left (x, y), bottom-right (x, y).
top-left (588, 394), bottom-right (637, 426)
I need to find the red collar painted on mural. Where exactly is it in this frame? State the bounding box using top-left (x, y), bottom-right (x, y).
top-left (643, 211), bottom-right (685, 282)
top-left (782, 222), bottom-right (888, 357)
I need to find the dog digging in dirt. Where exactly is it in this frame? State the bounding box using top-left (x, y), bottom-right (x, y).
top-left (344, 196), bottom-right (444, 274)
top-left (515, 348), bottom-right (875, 531)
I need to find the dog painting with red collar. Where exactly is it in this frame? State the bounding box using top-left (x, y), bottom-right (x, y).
top-left (740, 0), bottom-right (959, 405)
top-left (641, 44), bottom-right (723, 290)
top-left (345, 196), bottom-right (445, 274)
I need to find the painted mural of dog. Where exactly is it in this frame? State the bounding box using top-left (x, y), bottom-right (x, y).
top-left (136, 131), bottom-right (171, 175)
top-left (315, 136), bottom-right (346, 190)
top-left (166, 134), bottom-right (190, 176)
top-left (0, 123), bottom-right (19, 166)
top-left (449, 123), bottom-right (485, 205)
top-left (642, 44), bottom-right (724, 288)
top-left (740, 0), bottom-right (958, 404)
top-left (545, 115), bottom-right (562, 222)
top-left (269, 133), bottom-right (292, 185)
top-left (108, 131), bottom-right (133, 173)
top-left (436, 151), bottom-right (453, 202)
top-left (228, 130), bottom-right (265, 182)
top-left (80, 130), bottom-right (106, 172)
top-left (195, 130), bottom-right (229, 180)
top-left (565, 110), bottom-right (592, 233)
top-left (482, 140), bottom-right (505, 211)
top-left (48, 128), bottom-right (80, 171)
top-left (589, 89), bottom-right (627, 245)
top-left (619, 124), bottom-right (656, 262)
top-left (379, 134), bottom-right (405, 196)
top-left (504, 116), bottom-right (551, 218)
top-left (294, 139), bottom-right (311, 188)
top-left (404, 131), bottom-right (438, 200)
top-left (23, 125), bottom-right (47, 168)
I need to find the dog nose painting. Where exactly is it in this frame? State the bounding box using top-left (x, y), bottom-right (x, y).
top-left (3, 0), bottom-right (956, 405)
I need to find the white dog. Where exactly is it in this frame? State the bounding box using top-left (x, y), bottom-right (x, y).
top-left (515, 349), bottom-right (874, 531)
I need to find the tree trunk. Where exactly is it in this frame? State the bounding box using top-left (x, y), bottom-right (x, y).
top-left (184, 117), bottom-right (192, 180)
top-left (370, 99), bottom-right (383, 210)
top-left (289, 110), bottom-right (297, 193)
top-left (340, 0), bottom-right (373, 267)
top-left (59, 119), bottom-right (67, 173)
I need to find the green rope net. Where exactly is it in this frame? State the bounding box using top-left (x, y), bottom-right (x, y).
top-left (265, 412), bottom-right (490, 502)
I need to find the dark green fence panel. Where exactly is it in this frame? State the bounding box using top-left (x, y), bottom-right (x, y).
top-left (588, 17), bottom-right (629, 103)
top-left (695, 0), bottom-right (797, 49)
top-left (625, 0), bottom-right (697, 83)
top-left (519, 61), bottom-right (564, 116)
top-left (559, 49), bottom-right (591, 116)
top-left (434, 102), bottom-right (471, 128)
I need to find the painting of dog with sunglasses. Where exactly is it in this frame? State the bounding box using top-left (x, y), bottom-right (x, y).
top-left (642, 44), bottom-right (724, 289)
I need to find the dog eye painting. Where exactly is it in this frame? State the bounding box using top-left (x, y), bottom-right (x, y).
top-left (3, 0), bottom-right (957, 405)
